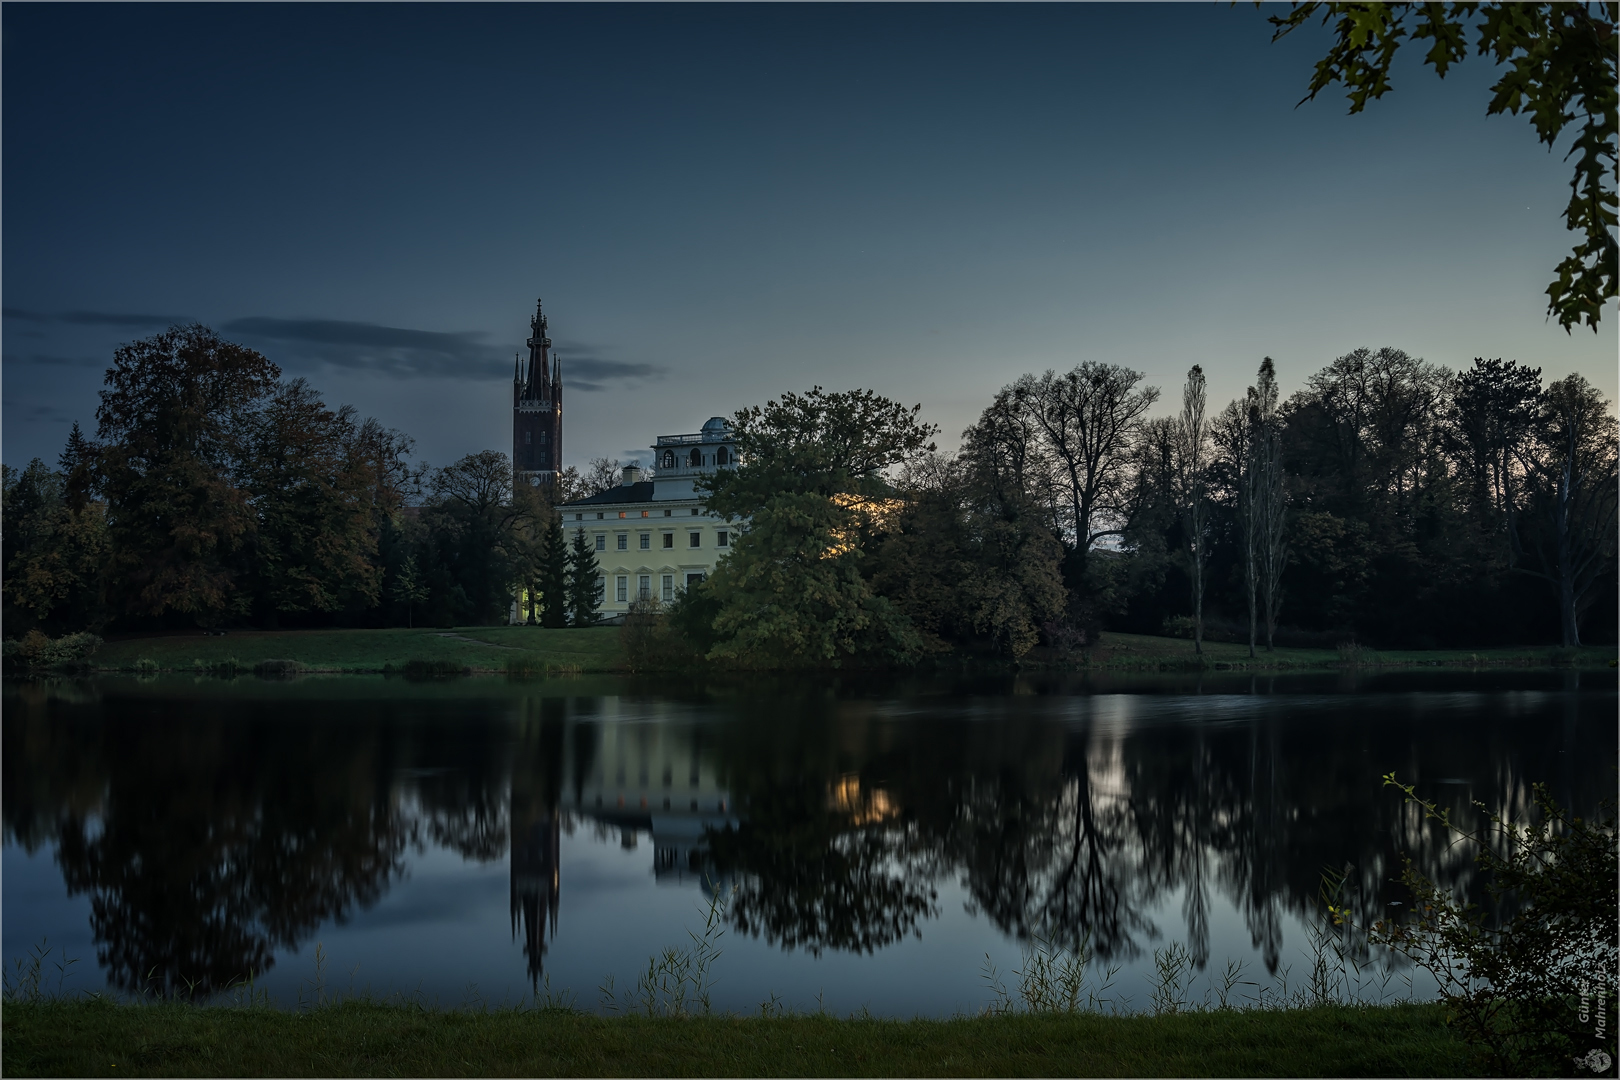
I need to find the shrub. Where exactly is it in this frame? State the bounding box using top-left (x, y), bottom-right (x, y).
top-left (252, 659), bottom-right (304, 678)
top-left (1, 630), bottom-right (103, 674)
top-left (1363, 775), bottom-right (1617, 1077)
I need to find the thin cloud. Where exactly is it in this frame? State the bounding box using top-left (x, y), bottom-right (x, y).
top-left (4, 352), bottom-right (104, 368)
top-left (2, 307), bottom-right (192, 328)
top-left (550, 337), bottom-right (667, 392)
top-left (222, 316), bottom-right (495, 379)
top-left (61, 310), bottom-right (191, 327)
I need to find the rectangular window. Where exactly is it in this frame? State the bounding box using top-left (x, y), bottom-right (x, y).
top-left (717, 531), bottom-right (729, 547)
top-left (574, 513), bottom-right (582, 521)
top-left (661, 574), bottom-right (674, 602)
top-left (615, 576), bottom-right (628, 603)
top-left (595, 534), bottom-right (606, 552)
top-left (689, 532), bottom-right (701, 548)
top-left (664, 509), bottom-right (673, 517)
top-left (686, 573), bottom-right (706, 588)
top-left (637, 575), bottom-right (651, 600)
top-left (639, 533), bottom-right (650, 550)
top-left (617, 533), bottom-right (628, 551)
top-left (662, 533), bottom-right (674, 549)
top-left (690, 508), bottom-right (700, 516)
top-left (597, 575), bottom-right (607, 603)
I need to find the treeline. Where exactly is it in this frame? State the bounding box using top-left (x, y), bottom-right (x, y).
top-left (666, 352), bottom-right (1617, 666)
top-left (4, 326), bottom-right (1616, 655)
top-left (1, 325), bottom-right (608, 636)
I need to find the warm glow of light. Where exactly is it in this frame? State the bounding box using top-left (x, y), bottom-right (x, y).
top-left (821, 493), bottom-right (907, 559)
top-left (828, 773), bottom-right (898, 825)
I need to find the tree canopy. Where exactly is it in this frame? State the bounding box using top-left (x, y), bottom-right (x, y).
top-left (1268, 1), bottom-right (1617, 331)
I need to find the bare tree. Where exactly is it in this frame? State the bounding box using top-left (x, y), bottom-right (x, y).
top-left (1179, 365), bottom-right (1209, 655)
top-left (1240, 403), bottom-right (1261, 659)
top-left (1511, 374), bottom-right (1619, 646)
top-left (1015, 363), bottom-right (1160, 558)
top-left (1253, 359), bottom-right (1288, 652)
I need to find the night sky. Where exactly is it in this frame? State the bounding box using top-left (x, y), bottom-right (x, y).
top-left (5, 3), bottom-right (1614, 472)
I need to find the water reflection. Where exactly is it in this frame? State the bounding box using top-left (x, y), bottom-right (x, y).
top-left (3, 673), bottom-right (1612, 1003)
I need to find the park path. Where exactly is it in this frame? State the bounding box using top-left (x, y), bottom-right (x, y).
top-left (434, 632), bottom-right (521, 650)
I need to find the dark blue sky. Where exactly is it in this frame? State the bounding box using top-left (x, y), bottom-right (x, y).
top-left (5, 3), bottom-right (1613, 470)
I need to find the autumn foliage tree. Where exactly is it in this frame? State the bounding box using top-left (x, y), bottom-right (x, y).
top-left (90, 324), bottom-right (280, 623)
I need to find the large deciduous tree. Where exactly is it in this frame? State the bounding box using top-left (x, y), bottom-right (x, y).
top-left (91, 324), bottom-right (280, 622)
top-left (1010, 364), bottom-right (1160, 568)
top-left (242, 379), bottom-right (398, 620)
top-left (696, 387), bottom-right (937, 667)
top-left (1267, 1), bottom-right (1617, 331)
top-left (1511, 373), bottom-right (1619, 645)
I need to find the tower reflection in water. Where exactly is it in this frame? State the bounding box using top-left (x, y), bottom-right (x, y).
top-left (506, 708), bottom-right (738, 986)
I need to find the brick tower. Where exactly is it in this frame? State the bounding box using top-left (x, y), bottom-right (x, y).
top-left (512, 298), bottom-right (563, 490)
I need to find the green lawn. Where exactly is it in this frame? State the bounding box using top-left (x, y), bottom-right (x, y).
top-left (79, 625), bottom-right (1614, 676)
top-left (91, 626), bottom-right (624, 674)
top-left (2, 1000), bottom-right (1477, 1078)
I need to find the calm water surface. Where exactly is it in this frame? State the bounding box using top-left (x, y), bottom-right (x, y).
top-left (4, 671), bottom-right (1613, 1016)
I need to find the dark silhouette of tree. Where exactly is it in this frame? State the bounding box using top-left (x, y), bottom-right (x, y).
top-left (1266, 3), bottom-right (1617, 332)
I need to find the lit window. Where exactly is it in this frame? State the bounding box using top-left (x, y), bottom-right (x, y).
top-left (595, 534), bottom-right (606, 552)
top-left (617, 533), bottom-right (628, 551)
top-left (717, 531), bottom-right (729, 547)
top-left (615, 576), bottom-right (628, 603)
top-left (639, 533), bottom-right (650, 550)
top-left (662, 533), bottom-right (674, 549)
top-left (641, 510), bottom-right (649, 517)
top-left (689, 532), bottom-right (701, 548)
top-left (637, 575), bottom-right (651, 600)
top-left (661, 575), bottom-right (674, 602)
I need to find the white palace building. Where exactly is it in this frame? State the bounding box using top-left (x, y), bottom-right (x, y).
top-left (557, 416), bottom-right (738, 619)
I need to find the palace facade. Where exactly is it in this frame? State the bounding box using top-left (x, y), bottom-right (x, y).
top-left (559, 417), bottom-right (738, 619)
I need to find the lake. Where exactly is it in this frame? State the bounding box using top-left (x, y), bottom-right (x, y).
top-left (3, 670), bottom-right (1613, 1017)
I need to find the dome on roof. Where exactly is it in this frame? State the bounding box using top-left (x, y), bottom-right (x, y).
top-left (701, 417), bottom-right (730, 434)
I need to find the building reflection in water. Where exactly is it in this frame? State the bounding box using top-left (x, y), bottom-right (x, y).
top-left (2, 676), bottom-right (1613, 1001)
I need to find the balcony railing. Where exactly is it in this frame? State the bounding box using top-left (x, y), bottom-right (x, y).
top-left (655, 432), bottom-right (711, 446)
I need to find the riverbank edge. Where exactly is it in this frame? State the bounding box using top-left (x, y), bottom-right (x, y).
top-left (72, 626), bottom-right (1620, 677)
top-left (2, 999), bottom-right (1476, 1077)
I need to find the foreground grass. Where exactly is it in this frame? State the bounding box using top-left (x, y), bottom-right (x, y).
top-left (2, 1000), bottom-right (1475, 1078)
top-left (91, 626), bottom-right (623, 674)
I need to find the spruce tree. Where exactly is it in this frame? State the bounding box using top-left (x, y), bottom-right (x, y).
top-left (566, 526), bottom-right (602, 627)
top-left (539, 515), bottom-right (569, 628)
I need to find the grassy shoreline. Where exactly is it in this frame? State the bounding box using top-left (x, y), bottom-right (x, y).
top-left (78, 626), bottom-right (1617, 676)
top-left (2, 999), bottom-right (1476, 1077)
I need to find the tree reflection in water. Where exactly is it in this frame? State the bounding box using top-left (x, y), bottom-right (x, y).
top-left (2, 674), bottom-right (1612, 998)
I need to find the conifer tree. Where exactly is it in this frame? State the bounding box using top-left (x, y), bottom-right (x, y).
top-left (566, 526), bottom-right (602, 627)
top-left (538, 515), bottom-right (569, 628)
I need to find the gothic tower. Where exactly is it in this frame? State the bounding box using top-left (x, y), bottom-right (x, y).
top-left (513, 298), bottom-right (563, 490)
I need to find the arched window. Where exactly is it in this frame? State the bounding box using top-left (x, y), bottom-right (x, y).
top-left (661, 450), bottom-right (675, 470)
top-left (688, 448), bottom-right (702, 467)
top-left (716, 446), bottom-right (730, 466)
